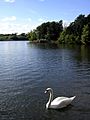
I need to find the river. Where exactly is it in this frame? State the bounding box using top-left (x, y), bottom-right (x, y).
top-left (0, 41), bottom-right (90, 120)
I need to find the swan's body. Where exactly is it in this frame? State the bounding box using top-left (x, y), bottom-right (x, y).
top-left (45, 88), bottom-right (76, 109)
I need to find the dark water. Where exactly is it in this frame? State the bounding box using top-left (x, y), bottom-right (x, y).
top-left (0, 41), bottom-right (90, 120)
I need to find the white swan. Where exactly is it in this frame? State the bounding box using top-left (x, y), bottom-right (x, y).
top-left (45, 88), bottom-right (76, 109)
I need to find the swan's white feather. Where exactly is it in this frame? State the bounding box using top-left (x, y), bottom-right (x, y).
top-left (51, 97), bottom-right (68, 103)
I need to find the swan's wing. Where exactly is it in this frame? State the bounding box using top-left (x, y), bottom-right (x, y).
top-left (51, 97), bottom-right (68, 105)
top-left (51, 97), bottom-right (68, 103)
top-left (50, 97), bottom-right (73, 109)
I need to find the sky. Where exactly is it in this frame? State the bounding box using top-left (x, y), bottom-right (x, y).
top-left (0, 0), bottom-right (90, 34)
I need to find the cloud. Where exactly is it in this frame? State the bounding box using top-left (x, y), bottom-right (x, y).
top-left (63, 20), bottom-right (70, 27)
top-left (0, 16), bottom-right (71, 34)
top-left (38, 17), bottom-right (49, 23)
top-left (0, 16), bottom-right (48, 34)
top-left (4, 0), bottom-right (15, 3)
top-left (38, 18), bottom-right (44, 22)
top-left (0, 22), bottom-right (26, 34)
top-left (0, 20), bottom-right (38, 34)
top-left (2, 16), bottom-right (16, 22)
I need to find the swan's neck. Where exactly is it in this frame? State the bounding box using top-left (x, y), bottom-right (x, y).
top-left (47, 91), bottom-right (53, 108)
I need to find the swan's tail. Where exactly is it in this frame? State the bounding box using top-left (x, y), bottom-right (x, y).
top-left (70, 96), bottom-right (76, 101)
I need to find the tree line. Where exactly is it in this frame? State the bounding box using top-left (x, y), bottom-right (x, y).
top-left (0, 14), bottom-right (90, 45)
top-left (0, 33), bottom-right (28, 41)
top-left (27, 14), bottom-right (90, 45)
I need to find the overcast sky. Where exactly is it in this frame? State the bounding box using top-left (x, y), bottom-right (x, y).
top-left (0, 0), bottom-right (90, 34)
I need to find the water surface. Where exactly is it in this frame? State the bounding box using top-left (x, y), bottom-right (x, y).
top-left (0, 41), bottom-right (90, 120)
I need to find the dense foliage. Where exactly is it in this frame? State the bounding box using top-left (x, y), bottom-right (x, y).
top-left (27, 21), bottom-right (63, 42)
top-left (0, 33), bottom-right (28, 41)
top-left (58, 14), bottom-right (90, 45)
top-left (27, 14), bottom-right (90, 45)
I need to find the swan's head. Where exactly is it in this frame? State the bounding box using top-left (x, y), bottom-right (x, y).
top-left (45, 88), bottom-right (53, 109)
top-left (45, 88), bottom-right (53, 94)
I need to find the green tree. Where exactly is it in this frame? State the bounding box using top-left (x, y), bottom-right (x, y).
top-left (81, 24), bottom-right (90, 44)
top-left (27, 30), bottom-right (37, 41)
top-left (36, 21), bottom-right (63, 42)
top-left (58, 14), bottom-right (90, 45)
top-left (58, 28), bottom-right (67, 43)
